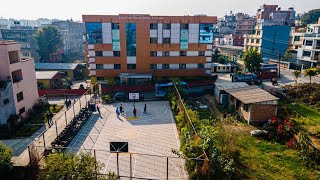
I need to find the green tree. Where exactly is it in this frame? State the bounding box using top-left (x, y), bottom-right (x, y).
top-left (242, 49), bottom-right (262, 73)
top-left (41, 152), bottom-right (107, 180)
top-left (304, 68), bottom-right (318, 83)
top-left (292, 70), bottom-right (301, 84)
top-left (0, 143), bottom-right (12, 177)
top-left (35, 26), bottom-right (63, 62)
top-left (301, 9), bottom-right (320, 26)
top-left (217, 56), bottom-right (227, 64)
top-left (284, 50), bottom-right (293, 61)
top-left (212, 48), bottom-right (221, 62)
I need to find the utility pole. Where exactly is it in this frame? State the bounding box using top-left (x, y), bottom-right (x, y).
top-left (278, 50), bottom-right (281, 78)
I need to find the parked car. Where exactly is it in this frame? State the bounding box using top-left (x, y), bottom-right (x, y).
top-left (114, 92), bottom-right (127, 101)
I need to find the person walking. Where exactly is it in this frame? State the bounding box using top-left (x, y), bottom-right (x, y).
top-left (46, 112), bottom-right (50, 127)
top-left (49, 112), bottom-right (53, 126)
top-left (97, 105), bottom-right (100, 114)
top-left (119, 104), bottom-right (123, 114)
top-left (133, 107), bottom-right (137, 117)
top-left (116, 107), bottom-right (120, 119)
top-left (144, 104), bottom-right (147, 113)
top-left (68, 99), bottom-right (72, 108)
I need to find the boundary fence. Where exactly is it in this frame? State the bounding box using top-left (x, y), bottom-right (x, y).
top-left (172, 83), bottom-right (209, 161)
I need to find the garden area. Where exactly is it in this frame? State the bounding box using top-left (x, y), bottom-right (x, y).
top-left (0, 101), bottom-right (63, 139)
top-left (168, 82), bottom-right (320, 179)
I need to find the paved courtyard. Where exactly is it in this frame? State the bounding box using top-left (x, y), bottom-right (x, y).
top-left (68, 101), bottom-right (187, 179)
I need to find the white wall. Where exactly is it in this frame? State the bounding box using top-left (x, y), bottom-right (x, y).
top-left (102, 23), bottom-right (112, 44)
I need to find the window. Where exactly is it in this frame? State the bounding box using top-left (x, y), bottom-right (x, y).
top-left (150, 38), bottom-right (158, 44)
top-left (304, 40), bottom-right (313, 46)
top-left (17, 92), bottom-right (23, 102)
top-left (303, 51), bottom-right (311, 57)
top-left (8, 51), bottom-right (19, 64)
top-left (113, 51), bottom-right (120, 57)
top-left (179, 64), bottom-right (186, 69)
top-left (19, 107), bottom-right (25, 115)
top-left (163, 51), bottom-right (170, 56)
top-left (97, 77), bottom-right (104, 81)
top-left (163, 23), bottom-right (171, 30)
top-left (256, 30), bottom-right (261, 35)
top-left (256, 39), bottom-right (260, 44)
top-left (223, 67), bottom-right (226, 70)
top-left (96, 64), bottom-right (103, 69)
top-left (114, 64), bottom-right (121, 69)
top-left (127, 64), bottom-right (136, 69)
top-left (198, 51), bottom-right (205, 56)
top-left (180, 51), bottom-right (187, 56)
top-left (150, 64), bottom-right (157, 69)
top-left (150, 23), bottom-right (158, 30)
top-left (294, 36), bottom-right (300, 42)
top-left (163, 38), bottom-right (170, 43)
top-left (95, 51), bottom-right (103, 57)
top-left (112, 23), bottom-right (120, 29)
top-left (12, 69), bottom-right (23, 83)
top-left (181, 23), bottom-right (188, 29)
top-left (126, 23), bottom-right (136, 56)
top-left (3, 98), bottom-right (9, 105)
top-left (198, 63), bottom-right (204, 68)
top-left (199, 24), bottom-right (214, 43)
top-left (251, 39), bottom-right (254, 43)
top-left (162, 64), bottom-right (169, 69)
top-left (86, 22), bottom-right (102, 44)
top-left (150, 51), bottom-right (157, 57)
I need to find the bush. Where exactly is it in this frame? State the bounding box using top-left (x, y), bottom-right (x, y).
top-left (0, 143), bottom-right (12, 177)
top-left (102, 95), bottom-right (111, 104)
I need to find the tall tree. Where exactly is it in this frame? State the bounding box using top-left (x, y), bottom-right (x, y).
top-left (301, 9), bottom-right (320, 25)
top-left (242, 49), bottom-right (262, 73)
top-left (35, 25), bottom-right (63, 62)
top-left (212, 48), bottom-right (221, 62)
top-left (0, 143), bottom-right (12, 177)
top-left (292, 70), bottom-right (301, 84)
top-left (304, 68), bottom-right (318, 83)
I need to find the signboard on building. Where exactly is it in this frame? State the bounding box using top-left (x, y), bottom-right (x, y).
top-left (112, 29), bottom-right (120, 51)
top-left (129, 93), bottom-right (139, 100)
top-left (180, 29), bottom-right (188, 50)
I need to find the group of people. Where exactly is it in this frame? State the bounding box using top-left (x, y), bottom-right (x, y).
top-left (116, 104), bottom-right (147, 119)
top-left (46, 111), bottom-right (54, 127)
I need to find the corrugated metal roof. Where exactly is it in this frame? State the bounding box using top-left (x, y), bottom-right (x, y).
top-left (35, 71), bottom-right (59, 80)
top-left (35, 63), bottom-right (80, 70)
top-left (215, 82), bottom-right (249, 91)
top-left (225, 86), bottom-right (279, 104)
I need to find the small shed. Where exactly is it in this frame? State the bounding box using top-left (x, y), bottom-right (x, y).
top-left (36, 71), bottom-right (62, 89)
top-left (211, 63), bottom-right (232, 73)
top-left (225, 86), bottom-right (279, 124)
top-left (214, 82), bottom-right (249, 105)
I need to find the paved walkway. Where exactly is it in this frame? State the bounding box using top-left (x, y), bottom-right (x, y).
top-left (69, 101), bottom-right (188, 179)
top-left (11, 94), bottom-right (93, 166)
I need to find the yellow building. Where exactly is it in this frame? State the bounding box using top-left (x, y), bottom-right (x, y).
top-left (36, 71), bottom-right (62, 89)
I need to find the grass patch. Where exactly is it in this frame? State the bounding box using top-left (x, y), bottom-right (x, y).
top-left (225, 125), bottom-right (320, 179)
top-left (286, 103), bottom-right (320, 137)
top-left (196, 108), bottom-right (214, 120)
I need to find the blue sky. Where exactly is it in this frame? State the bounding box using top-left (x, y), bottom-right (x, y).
top-left (1, 0), bottom-right (319, 20)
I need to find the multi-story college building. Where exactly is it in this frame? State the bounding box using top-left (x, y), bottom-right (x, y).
top-left (83, 14), bottom-right (217, 83)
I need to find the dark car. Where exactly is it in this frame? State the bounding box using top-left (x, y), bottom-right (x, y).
top-left (114, 92), bottom-right (127, 101)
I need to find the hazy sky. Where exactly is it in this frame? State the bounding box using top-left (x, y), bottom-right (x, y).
top-left (1, 0), bottom-right (319, 21)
